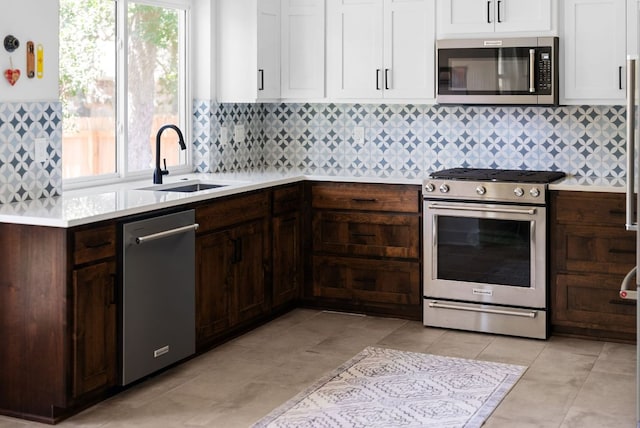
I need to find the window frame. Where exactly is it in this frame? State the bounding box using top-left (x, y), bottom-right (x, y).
top-left (62, 0), bottom-right (193, 190)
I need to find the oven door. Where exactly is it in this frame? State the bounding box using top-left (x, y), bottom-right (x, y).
top-left (424, 200), bottom-right (546, 309)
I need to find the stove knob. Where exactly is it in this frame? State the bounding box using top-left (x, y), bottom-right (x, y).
top-left (514, 187), bottom-right (525, 197)
top-left (529, 187), bottom-right (541, 198)
top-left (476, 185), bottom-right (486, 196)
top-left (424, 183), bottom-right (435, 192)
top-left (439, 184), bottom-right (450, 193)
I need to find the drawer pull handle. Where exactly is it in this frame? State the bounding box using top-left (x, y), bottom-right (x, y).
top-left (609, 248), bottom-right (635, 255)
top-left (429, 301), bottom-right (537, 318)
top-left (351, 233), bottom-right (376, 238)
top-left (609, 299), bottom-right (636, 306)
top-left (135, 224), bottom-right (199, 244)
top-left (85, 241), bottom-right (112, 249)
top-left (354, 278), bottom-right (376, 284)
top-left (352, 198), bottom-right (377, 203)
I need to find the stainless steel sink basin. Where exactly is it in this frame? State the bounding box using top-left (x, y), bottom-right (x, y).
top-left (139, 180), bottom-right (229, 193)
top-left (156, 183), bottom-right (226, 192)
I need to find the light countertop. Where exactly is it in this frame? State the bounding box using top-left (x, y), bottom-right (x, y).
top-left (0, 169), bottom-right (626, 228)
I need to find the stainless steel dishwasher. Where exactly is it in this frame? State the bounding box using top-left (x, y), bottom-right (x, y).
top-left (121, 209), bottom-right (198, 385)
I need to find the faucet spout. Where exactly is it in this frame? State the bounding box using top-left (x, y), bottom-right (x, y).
top-left (153, 124), bottom-right (187, 184)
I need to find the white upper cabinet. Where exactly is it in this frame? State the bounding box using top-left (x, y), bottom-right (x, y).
top-left (258, 0), bottom-right (281, 100)
top-left (561, 0), bottom-right (626, 104)
top-left (437, 0), bottom-right (554, 36)
top-left (281, 0), bottom-right (325, 99)
top-left (217, 0), bottom-right (280, 102)
top-left (327, 0), bottom-right (435, 100)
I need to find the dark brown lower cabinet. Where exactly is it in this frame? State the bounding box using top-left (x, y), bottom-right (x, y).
top-left (196, 218), bottom-right (270, 350)
top-left (0, 222), bottom-right (117, 423)
top-left (72, 261), bottom-right (117, 398)
top-left (551, 190), bottom-right (636, 343)
top-left (307, 182), bottom-right (422, 319)
top-left (272, 211), bottom-right (301, 308)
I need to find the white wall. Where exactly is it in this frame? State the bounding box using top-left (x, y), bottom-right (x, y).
top-left (0, 0), bottom-right (59, 102)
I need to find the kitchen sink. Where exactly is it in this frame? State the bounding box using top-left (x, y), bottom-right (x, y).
top-left (138, 180), bottom-right (229, 193)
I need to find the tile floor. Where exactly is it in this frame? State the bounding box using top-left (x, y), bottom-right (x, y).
top-left (0, 309), bottom-right (636, 427)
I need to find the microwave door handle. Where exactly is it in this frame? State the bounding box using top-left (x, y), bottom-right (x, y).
top-left (627, 57), bottom-right (637, 231)
top-left (529, 49), bottom-right (536, 93)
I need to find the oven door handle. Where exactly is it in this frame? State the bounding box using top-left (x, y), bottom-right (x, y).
top-left (427, 203), bottom-right (537, 216)
top-left (428, 301), bottom-right (538, 318)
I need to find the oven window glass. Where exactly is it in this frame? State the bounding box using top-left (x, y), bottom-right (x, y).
top-left (438, 47), bottom-right (534, 95)
top-left (436, 216), bottom-right (531, 287)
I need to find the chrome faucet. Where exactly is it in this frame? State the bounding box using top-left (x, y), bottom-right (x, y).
top-left (153, 124), bottom-right (187, 184)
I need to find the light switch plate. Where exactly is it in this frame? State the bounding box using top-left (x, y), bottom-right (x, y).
top-left (220, 126), bottom-right (228, 145)
top-left (35, 138), bottom-right (48, 163)
top-left (234, 124), bottom-right (245, 143)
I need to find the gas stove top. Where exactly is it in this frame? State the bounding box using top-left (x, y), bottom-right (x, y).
top-left (429, 168), bottom-right (566, 184)
top-left (424, 168), bottom-right (566, 204)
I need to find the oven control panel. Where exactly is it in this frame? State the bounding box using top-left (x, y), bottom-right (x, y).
top-left (423, 180), bottom-right (546, 204)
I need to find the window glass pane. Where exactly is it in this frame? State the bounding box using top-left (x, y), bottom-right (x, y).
top-left (59, 0), bottom-right (116, 179)
top-left (127, 3), bottom-right (183, 172)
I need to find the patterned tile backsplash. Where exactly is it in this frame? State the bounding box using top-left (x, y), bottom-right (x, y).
top-left (0, 100), bottom-right (626, 204)
top-left (193, 101), bottom-right (626, 184)
top-left (0, 102), bottom-right (62, 204)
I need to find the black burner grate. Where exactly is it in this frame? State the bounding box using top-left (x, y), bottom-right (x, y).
top-left (429, 168), bottom-right (566, 183)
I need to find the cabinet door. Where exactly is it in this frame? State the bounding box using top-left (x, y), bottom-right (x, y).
top-left (72, 261), bottom-right (117, 398)
top-left (562, 0), bottom-right (626, 104)
top-left (495, 0), bottom-right (553, 33)
top-left (273, 212), bottom-right (301, 307)
top-left (258, 0), bottom-right (281, 100)
top-left (437, 0), bottom-right (495, 35)
top-left (437, 0), bottom-right (552, 35)
top-left (231, 220), bottom-right (270, 324)
top-left (383, 0), bottom-right (435, 99)
top-left (281, 0), bottom-right (325, 99)
top-left (327, 0), bottom-right (384, 98)
top-left (196, 230), bottom-right (232, 348)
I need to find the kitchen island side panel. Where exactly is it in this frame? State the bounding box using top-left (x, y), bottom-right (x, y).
top-left (0, 223), bottom-right (68, 422)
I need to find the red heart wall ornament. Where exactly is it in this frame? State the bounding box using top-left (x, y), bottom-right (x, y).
top-left (4, 69), bottom-right (20, 86)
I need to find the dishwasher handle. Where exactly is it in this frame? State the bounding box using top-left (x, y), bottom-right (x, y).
top-left (135, 223), bottom-right (199, 245)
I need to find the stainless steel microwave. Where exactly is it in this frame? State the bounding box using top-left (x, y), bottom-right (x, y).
top-left (436, 36), bottom-right (559, 105)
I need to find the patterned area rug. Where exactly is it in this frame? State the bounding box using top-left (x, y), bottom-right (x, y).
top-left (253, 346), bottom-right (526, 428)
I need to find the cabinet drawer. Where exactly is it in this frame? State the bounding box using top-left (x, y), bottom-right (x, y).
top-left (312, 256), bottom-right (420, 305)
top-left (554, 224), bottom-right (635, 275)
top-left (311, 183), bottom-right (419, 213)
top-left (552, 191), bottom-right (628, 226)
top-left (312, 211), bottom-right (419, 259)
top-left (196, 191), bottom-right (270, 233)
top-left (273, 184), bottom-right (302, 215)
top-left (553, 272), bottom-right (636, 333)
top-left (73, 224), bottom-right (116, 265)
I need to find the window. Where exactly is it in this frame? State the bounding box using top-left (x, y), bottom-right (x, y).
top-left (59, 0), bottom-right (190, 183)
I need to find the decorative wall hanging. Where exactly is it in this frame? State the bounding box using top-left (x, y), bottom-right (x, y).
top-left (4, 35), bottom-right (19, 53)
top-left (4, 58), bottom-right (20, 86)
top-left (26, 41), bottom-right (34, 78)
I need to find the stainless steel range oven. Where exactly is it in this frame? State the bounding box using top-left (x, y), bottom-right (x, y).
top-left (423, 168), bottom-right (565, 339)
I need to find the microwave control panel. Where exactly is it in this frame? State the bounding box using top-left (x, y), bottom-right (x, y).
top-left (537, 49), bottom-right (553, 94)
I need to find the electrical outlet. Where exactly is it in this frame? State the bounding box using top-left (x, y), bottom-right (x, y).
top-left (234, 124), bottom-right (245, 143)
top-left (220, 126), bottom-right (228, 145)
top-left (35, 138), bottom-right (48, 163)
top-left (354, 127), bottom-right (365, 145)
